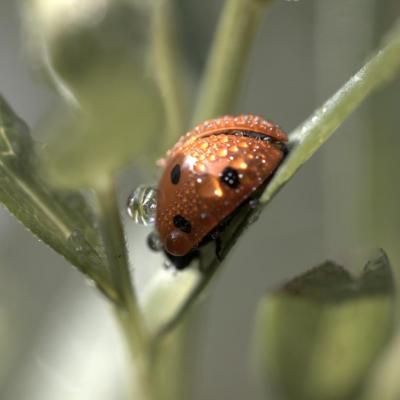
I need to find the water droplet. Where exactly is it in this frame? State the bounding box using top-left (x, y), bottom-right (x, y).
top-left (147, 231), bottom-right (163, 252)
top-left (198, 176), bottom-right (223, 198)
top-left (84, 278), bottom-right (96, 288)
top-left (67, 229), bottom-right (101, 265)
top-left (214, 187), bottom-right (223, 197)
top-left (220, 136), bottom-right (229, 143)
top-left (229, 145), bottom-right (239, 153)
top-left (163, 259), bottom-right (175, 270)
top-left (230, 157), bottom-right (248, 170)
top-left (200, 212), bottom-right (209, 220)
top-left (195, 162), bottom-right (206, 173)
top-left (249, 198), bottom-right (259, 209)
top-left (68, 229), bottom-right (85, 253)
top-left (218, 148), bottom-right (228, 157)
top-left (126, 185), bottom-right (157, 226)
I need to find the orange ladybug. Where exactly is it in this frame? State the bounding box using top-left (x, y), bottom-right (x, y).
top-left (156, 114), bottom-right (288, 263)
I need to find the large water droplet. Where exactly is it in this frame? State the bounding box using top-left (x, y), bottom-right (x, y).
top-left (249, 198), bottom-right (259, 209)
top-left (126, 185), bottom-right (157, 226)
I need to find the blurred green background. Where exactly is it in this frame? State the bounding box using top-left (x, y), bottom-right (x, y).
top-left (0, 1), bottom-right (399, 399)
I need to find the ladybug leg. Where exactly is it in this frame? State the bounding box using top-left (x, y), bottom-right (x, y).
top-left (210, 230), bottom-right (224, 260)
top-left (214, 237), bottom-right (223, 261)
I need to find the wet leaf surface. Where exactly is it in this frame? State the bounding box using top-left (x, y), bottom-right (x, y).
top-left (0, 96), bottom-right (114, 299)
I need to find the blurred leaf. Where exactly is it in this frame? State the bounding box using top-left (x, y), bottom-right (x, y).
top-left (0, 96), bottom-right (114, 299)
top-left (41, 64), bottom-right (163, 188)
top-left (25, 0), bottom-right (164, 188)
top-left (363, 328), bottom-right (400, 400)
top-left (25, 0), bottom-right (150, 93)
top-left (253, 250), bottom-right (395, 400)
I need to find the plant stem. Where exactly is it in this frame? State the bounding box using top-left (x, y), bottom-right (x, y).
top-left (94, 175), bottom-right (152, 399)
top-left (192, 0), bottom-right (274, 125)
top-left (95, 176), bottom-right (139, 317)
top-left (151, 17), bottom-right (400, 343)
top-left (151, 0), bottom-right (188, 147)
top-left (152, 197), bottom-right (255, 341)
top-left (260, 19), bottom-right (400, 204)
top-left (116, 308), bottom-right (153, 400)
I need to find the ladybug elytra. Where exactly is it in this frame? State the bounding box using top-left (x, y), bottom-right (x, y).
top-left (155, 114), bottom-right (288, 261)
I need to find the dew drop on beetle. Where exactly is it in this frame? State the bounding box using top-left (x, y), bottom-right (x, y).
top-left (126, 185), bottom-right (158, 226)
top-left (147, 231), bottom-right (163, 252)
top-left (67, 229), bottom-right (85, 254)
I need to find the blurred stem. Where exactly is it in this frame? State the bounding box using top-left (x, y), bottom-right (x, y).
top-left (95, 175), bottom-right (141, 324)
top-left (149, 325), bottom-right (188, 400)
top-left (152, 0), bottom-right (188, 147)
top-left (116, 309), bottom-right (154, 400)
top-left (192, 0), bottom-right (274, 124)
top-left (94, 175), bottom-right (152, 399)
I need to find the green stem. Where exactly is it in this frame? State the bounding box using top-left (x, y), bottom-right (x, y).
top-left (95, 176), bottom-right (138, 312)
top-left (152, 17), bottom-right (400, 344)
top-left (151, 0), bottom-right (188, 147)
top-left (152, 196), bottom-right (255, 342)
top-left (260, 19), bottom-right (400, 204)
top-left (149, 325), bottom-right (188, 400)
top-left (192, 0), bottom-right (274, 124)
top-left (116, 309), bottom-right (154, 400)
top-left (94, 175), bottom-right (152, 399)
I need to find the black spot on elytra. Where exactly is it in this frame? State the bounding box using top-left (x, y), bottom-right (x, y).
top-left (170, 164), bottom-right (181, 184)
top-left (173, 214), bottom-right (192, 233)
top-left (220, 167), bottom-right (240, 188)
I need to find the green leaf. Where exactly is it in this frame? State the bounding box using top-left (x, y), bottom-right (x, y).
top-left (0, 96), bottom-right (114, 300)
top-left (253, 250), bottom-right (395, 400)
top-left (25, 0), bottom-right (164, 188)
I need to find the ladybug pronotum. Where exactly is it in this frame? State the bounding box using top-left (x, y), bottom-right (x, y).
top-left (156, 114), bottom-right (288, 261)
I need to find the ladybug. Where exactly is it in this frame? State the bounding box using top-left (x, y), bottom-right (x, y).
top-left (155, 114), bottom-right (288, 267)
